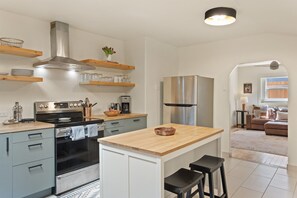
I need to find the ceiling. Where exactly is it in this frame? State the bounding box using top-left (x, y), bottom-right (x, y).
top-left (0, 0), bottom-right (297, 47)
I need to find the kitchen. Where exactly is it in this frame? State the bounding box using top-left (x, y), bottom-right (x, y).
top-left (1, 1), bottom-right (297, 198)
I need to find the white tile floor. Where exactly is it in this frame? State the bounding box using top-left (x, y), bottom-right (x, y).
top-left (48, 156), bottom-right (297, 198)
top-left (224, 156), bottom-right (297, 198)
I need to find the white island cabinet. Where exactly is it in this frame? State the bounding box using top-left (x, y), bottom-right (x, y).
top-left (98, 123), bottom-right (223, 198)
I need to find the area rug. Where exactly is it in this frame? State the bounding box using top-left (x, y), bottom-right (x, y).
top-left (231, 129), bottom-right (288, 156)
top-left (58, 180), bottom-right (100, 198)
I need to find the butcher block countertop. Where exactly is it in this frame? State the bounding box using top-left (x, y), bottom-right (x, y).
top-left (98, 123), bottom-right (223, 156)
top-left (0, 121), bottom-right (54, 134)
top-left (90, 113), bottom-right (147, 121)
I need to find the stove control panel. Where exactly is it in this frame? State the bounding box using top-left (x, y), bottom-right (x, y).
top-left (35, 101), bottom-right (83, 113)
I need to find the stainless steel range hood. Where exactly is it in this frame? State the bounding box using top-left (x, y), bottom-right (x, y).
top-left (33, 21), bottom-right (95, 71)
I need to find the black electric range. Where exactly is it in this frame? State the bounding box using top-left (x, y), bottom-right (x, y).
top-left (34, 101), bottom-right (104, 194)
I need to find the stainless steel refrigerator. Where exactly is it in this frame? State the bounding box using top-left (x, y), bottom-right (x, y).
top-left (163, 75), bottom-right (214, 127)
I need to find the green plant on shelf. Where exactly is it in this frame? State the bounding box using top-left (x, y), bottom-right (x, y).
top-left (102, 46), bottom-right (116, 57)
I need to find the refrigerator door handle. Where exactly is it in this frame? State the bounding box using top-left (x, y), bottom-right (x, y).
top-left (164, 103), bottom-right (196, 107)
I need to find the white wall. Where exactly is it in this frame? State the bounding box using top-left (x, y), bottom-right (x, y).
top-left (229, 68), bottom-right (238, 126)
top-left (237, 65), bottom-right (288, 110)
top-left (125, 38), bottom-right (146, 114)
top-left (229, 65), bottom-right (288, 126)
top-left (144, 38), bottom-right (178, 127)
top-left (0, 10), bottom-right (129, 121)
top-left (178, 33), bottom-right (297, 166)
top-left (0, 10), bottom-right (179, 128)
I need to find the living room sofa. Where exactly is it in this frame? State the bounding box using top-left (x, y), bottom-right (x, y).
top-left (246, 114), bottom-right (271, 130)
top-left (245, 105), bottom-right (288, 137)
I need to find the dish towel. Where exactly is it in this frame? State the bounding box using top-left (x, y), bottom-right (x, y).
top-left (70, 126), bottom-right (85, 141)
top-left (86, 124), bottom-right (98, 137)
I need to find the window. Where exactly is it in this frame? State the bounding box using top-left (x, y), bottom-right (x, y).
top-left (261, 76), bottom-right (288, 102)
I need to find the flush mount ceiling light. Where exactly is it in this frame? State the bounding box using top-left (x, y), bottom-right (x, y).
top-left (205, 7), bottom-right (237, 26)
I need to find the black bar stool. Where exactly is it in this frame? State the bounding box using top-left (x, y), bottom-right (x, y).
top-left (189, 155), bottom-right (228, 198)
top-left (164, 168), bottom-right (205, 198)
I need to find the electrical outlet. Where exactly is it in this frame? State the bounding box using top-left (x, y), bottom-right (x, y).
top-left (0, 112), bottom-right (8, 117)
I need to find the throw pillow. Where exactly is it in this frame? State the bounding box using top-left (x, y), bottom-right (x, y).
top-left (260, 105), bottom-right (268, 111)
top-left (278, 107), bottom-right (288, 112)
top-left (252, 105), bottom-right (260, 113)
top-left (268, 108), bottom-right (277, 119)
top-left (254, 110), bottom-right (261, 118)
top-left (260, 110), bottom-right (268, 118)
top-left (276, 111), bottom-right (288, 121)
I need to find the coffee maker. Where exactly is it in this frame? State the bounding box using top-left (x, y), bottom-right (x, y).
top-left (120, 95), bottom-right (131, 114)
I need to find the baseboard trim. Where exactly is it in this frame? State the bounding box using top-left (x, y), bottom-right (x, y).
top-left (287, 164), bottom-right (297, 170)
top-left (222, 152), bottom-right (231, 158)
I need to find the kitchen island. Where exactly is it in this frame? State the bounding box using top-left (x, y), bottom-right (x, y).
top-left (98, 123), bottom-right (223, 198)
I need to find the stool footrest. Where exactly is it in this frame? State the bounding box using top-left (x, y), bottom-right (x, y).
top-left (204, 192), bottom-right (227, 198)
top-left (190, 188), bottom-right (199, 197)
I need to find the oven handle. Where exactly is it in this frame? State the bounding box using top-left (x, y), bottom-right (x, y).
top-left (56, 124), bottom-right (104, 138)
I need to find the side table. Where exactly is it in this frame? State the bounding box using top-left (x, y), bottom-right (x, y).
top-left (236, 110), bottom-right (248, 128)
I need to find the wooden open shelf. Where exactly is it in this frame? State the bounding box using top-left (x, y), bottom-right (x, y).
top-left (80, 81), bottom-right (135, 87)
top-left (81, 59), bottom-right (135, 70)
top-left (0, 45), bottom-right (43, 58)
top-left (0, 75), bottom-right (43, 82)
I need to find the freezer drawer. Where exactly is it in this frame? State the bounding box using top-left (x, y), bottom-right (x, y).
top-left (163, 104), bottom-right (197, 125)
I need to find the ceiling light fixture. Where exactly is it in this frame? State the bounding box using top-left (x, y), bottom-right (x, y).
top-left (205, 7), bottom-right (237, 26)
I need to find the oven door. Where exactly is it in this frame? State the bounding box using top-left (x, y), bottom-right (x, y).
top-left (55, 125), bottom-right (104, 194)
top-left (56, 127), bottom-right (103, 176)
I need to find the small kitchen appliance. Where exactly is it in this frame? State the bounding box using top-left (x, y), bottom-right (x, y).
top-left (34, 101), bottom-right (104, 194)
top-left (120, 95), bottom-right (131, 114)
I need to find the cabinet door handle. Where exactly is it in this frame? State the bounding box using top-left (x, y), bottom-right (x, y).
top-left (28, 133), bottom-right (42, 139)
top-left (6, 137), bottom-right (9, 155)
top-left (133, 119), bottom-right (140, 122)
top-left (111, 130), bottom-right (119, 133)
top-left (111, 122), bottom-right (119, 125)
top-left (28, 164), bottom-right (43, 171)
top-left (28, 143), bottom-right (43, 149)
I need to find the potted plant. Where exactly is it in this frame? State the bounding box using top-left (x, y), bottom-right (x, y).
top-left (102, 46), bottom-right (116, 61)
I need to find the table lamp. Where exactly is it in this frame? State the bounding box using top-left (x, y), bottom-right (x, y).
top-left (240, 96), bottom-right (248, 111)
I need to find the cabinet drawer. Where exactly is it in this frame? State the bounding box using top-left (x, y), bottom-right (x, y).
top-left (13, 138), bottom-right (54, 166)
top-left (104, 127), bottom-right (126, 137)
top-left (13, 158), bottom-right (54, 198)
top-left (12, 128), bottom-right (54, 143)
top-left (105, 120), bottom-right (124, 129)
top-left (126, 117), bottom-right (147, 131)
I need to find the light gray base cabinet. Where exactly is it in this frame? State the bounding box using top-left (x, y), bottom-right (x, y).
top-left (0, 128), bottom-right (55, 198)
top-left (0, 133), bottom-right (12, 197)
top-left (104, 116), bottom-right (147, 136)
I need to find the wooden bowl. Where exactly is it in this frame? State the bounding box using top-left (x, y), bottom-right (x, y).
top-left (154, 127), bottom-right (176, 136)
top-left (104, 110), bottom-right (120, 117)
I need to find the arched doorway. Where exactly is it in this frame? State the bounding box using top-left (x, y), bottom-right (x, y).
top-left (229, 60), bottom-right (289, 168)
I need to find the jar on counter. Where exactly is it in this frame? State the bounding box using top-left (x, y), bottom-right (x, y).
top-left (13, 102), bottom-right (23, 121)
